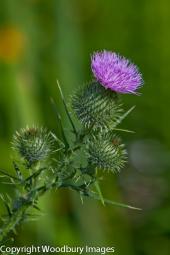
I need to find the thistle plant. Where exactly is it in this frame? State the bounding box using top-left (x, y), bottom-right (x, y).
top-left (0, 50), bottom-right (143, 243)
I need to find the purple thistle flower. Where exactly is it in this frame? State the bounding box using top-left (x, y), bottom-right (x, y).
top-left (91, 50), bottom-right (143, 94)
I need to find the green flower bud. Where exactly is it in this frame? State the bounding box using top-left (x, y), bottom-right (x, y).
top-left (72, 82), bottom-right (123, 131)
top-left (13, 127), bottom-right (55, 168)
top-left (87, 133), bottom-right (127, 173)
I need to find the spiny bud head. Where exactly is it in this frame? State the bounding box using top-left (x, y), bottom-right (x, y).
top-left (87, 133), bottom-right (127, 173)
top-left (13, 126), bottom-right (55, 168)
top-left (72, 82), bottom-right (123, 131)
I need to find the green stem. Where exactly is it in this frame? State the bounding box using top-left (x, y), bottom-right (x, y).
top-left (0, 181), bottom-right (60, 243)
top-left (0, 204), bottom-right (29, 243)
top-left (0, 137), bottom-right (80, 243)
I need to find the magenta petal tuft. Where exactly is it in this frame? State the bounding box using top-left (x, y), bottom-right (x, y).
top-left (91, 50), bottom-right (143, 94)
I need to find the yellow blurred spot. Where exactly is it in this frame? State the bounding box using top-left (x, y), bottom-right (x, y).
top-left (0, 27), bottom-right (25, 63)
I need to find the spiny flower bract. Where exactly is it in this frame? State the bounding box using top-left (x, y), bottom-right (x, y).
top-left (13, 126), bottom-right (55, 168)
top-left (72, 82), bottom-right (123, 131)
top-left (91, 50), bottom-right (143, 94)
top-left (87, 133), bottom-right (127, 173)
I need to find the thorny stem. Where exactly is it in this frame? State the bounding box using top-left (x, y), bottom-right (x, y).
top-left (0, 125), bottom-right (141, 243)
top-left (0, 180), bottom-right (61, 243)
top-left (0, 204), bottom-right (29, 243)
top-left (0, 166), bottom-right (141, 243)
top-left (0, 131), bottom-right (82, 243)
top-left (0, 172), bottom-right (89, 243)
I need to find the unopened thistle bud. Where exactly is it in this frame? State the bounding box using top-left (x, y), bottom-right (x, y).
top-left (72, 82), bottom-right (123, 130)
top-left (87, 133), bottom-right (127, 173)
top-left (13, 127), bottom-right (55, 168)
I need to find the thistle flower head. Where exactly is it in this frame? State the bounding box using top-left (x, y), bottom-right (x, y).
top-left (91, 50), bottom-right (143, 94)
top-left (13, 126), bottom-right (55, 168)
top-left (87, 133), bottom-right (127, 173)
top-left (72, 82), bottom-right (123, 130)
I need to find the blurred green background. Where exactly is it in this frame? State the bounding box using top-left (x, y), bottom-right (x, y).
top-left (0, 0), bottom-right (170, 254)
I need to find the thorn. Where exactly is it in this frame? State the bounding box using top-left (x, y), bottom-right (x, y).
top-left (56, 80), bottom-right (78, 136)
top-left (13, 162), bottom-right (23, 181)
top-left (94, 181), bottom-right (105, 206)
top-left (79, 193), bottom-right (84, 204)
top-left (0, 194), bottom-right (12, 217)
top-left (112, 128), bottom-right (135, 133)
top-left (0, 169), bottom-right (19, 181)
top-left (50, 98), bottom-right (70, 149)
top-left (12, 227), bottom-right (17, 235)
top-left (114, 105), bottom-right (136, 127)
top-left (33, 204), bottom-right (41, 211)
